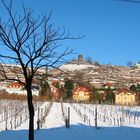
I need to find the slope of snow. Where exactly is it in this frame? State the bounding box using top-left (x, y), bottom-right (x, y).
top-left (59, 63), bottom-right (98, 71)
top-left (0, 101), bottom-right (140, 140)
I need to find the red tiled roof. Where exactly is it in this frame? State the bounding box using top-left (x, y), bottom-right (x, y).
top-left (7, 82), bottom-right (24, 88)
top-left (73, 86), bottom-right (89, 92)
top-left (73, 86), bottom-right (90, 95)
top-left (115, 89), bottom-right (136, 95)
top-left (104, 82), bottom-right (113, 87)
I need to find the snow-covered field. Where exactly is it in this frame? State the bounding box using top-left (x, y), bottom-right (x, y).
top-left (0, 100), bottom-right (140, 140)
top-left (59, 63), bottom-right (98, 71)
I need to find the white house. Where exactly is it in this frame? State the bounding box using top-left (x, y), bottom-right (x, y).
top-left (6, 82), bottom-right (39, 96)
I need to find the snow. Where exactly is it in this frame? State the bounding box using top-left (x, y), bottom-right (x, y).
top-left (59, 63), bottom-right (98, 71)
top-left (0, 101), bottom-right (140, 140)
top-left (0, 126), bottom-right (140, 140)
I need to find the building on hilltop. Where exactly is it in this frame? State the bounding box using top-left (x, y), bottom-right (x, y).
top-left (135, 62), bottom-right (140, 68)
top-left (77, 54), bottom-right (83, 65)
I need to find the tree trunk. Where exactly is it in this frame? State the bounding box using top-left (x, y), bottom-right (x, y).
top-left (27, 87), bottom-right (34, 140)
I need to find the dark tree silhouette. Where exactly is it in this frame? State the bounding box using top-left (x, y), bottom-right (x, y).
top-left (127, 61), bottom-right (133, 67)
top-left (64, 79), bottom-right (74, 98)
top-left (85, 56), bottom-right (93, 64)
top-left (0, 0), bottom-right (81, 140)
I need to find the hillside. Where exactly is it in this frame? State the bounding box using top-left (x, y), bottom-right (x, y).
top-left (50, 60), bottom-right (140, 89)
top-left (0, 60), bottom-right (140, 89)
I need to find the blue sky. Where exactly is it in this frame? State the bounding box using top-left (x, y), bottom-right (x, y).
top-left (1, 0), bottom-right (140, 66)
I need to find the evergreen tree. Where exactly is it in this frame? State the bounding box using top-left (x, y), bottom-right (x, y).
top-left (40, 80), bottom-right (52, 100)
top-left (64, 79), bottom-right (74, 98)
top-left (53, 81), bottom-right (60, 89)
top-left (130, 85), bottom-right (137, 92)
top-left (58, 87), bottom-right (67, 100)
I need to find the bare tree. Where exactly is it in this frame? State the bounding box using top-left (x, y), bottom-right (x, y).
top-left (127, 61), bottom-right (134, 67)
top-left (85, 56), bottom-right (93, 64)
top-left (0, 0), bottom-right (81, 140)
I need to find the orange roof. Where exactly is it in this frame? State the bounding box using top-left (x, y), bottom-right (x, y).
top-left (115, 89), bottom-right (136, 95)
top-left (73, 86), bottom-right (90, 95)
top-left (73, 86), bottom-right (88, 92)
top-left (104, 82), bottom-right (113, 87)
top-left (7, 82), bottom-right (24, 88)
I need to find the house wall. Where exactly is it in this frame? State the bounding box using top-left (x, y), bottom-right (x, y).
top-left (6, 87), bottom-right (39, 96)
top-left (115, 93), bottom-right (137, 105)
top-left (50, 86), bottom-right (59, 99)
top-left (73, 91), bottom-right (90, 101)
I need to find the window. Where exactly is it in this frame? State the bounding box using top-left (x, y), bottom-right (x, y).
top-left (124, 96), bottom-right (127, 100)
top-left (131, 96), bottom-right (134, 101)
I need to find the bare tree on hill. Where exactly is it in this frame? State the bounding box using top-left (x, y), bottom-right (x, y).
top-left (0, 0), bottom-right (81, 140)
top-left (85, 56), bottom-right (93, 64)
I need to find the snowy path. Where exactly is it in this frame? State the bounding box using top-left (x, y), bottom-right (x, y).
top-left (42, 102), bottom-right (65, 129)
top-left (63, 103), bottom-right (87, 126)
top-left (41, 102), bottom-right (87, 129)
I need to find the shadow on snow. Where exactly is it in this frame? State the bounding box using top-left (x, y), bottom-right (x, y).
top-left (0, 124), bottom-right (140, 140)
